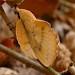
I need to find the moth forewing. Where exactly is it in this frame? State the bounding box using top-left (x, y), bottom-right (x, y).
top-left (16, 19), bottom-right (37, 59)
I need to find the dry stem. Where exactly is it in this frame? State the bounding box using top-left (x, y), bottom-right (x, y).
top-left (0, 6), bottom-right (16, 35)
top-left (0, 44), bottom-right (61, 75)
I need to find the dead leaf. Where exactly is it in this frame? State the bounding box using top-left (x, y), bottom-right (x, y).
top-left (0, 67), bottom-right (18, 75)
top-left (18, 0), bottom-right (59, 17)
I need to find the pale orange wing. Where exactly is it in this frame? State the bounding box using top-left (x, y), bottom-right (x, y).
top-left (17, 8), bottom-right (58, 67)
top-left (16, 19), bottom-right (37, 59)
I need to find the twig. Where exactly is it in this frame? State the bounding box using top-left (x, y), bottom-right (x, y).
top-left (0, 6), bottom-right (16, 35)
top-left (0, 6), bottom-right (18, 47)
top-left (0, 44), bottom-right (61, 75)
